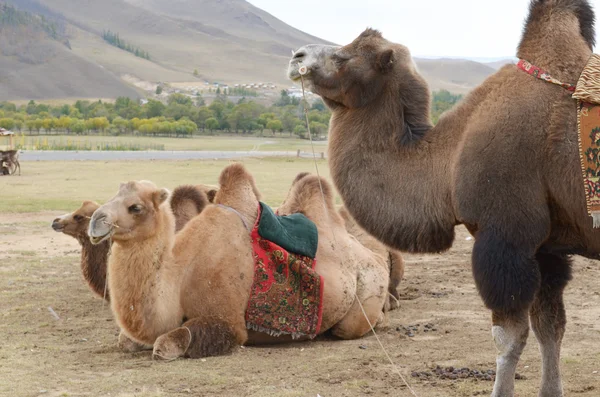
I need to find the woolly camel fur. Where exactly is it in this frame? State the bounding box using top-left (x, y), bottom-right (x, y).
top-left (182, 177), bottom-right (404, 311)
top-left (288, 0), bottom-right (597, 395)
top-left (87, 164), bottom-right (389, 360)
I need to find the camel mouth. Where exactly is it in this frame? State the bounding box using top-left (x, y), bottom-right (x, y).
top-left (51, 222), bottom-right (64, 232)
top-left (89, 230), bottom-right (112, 245)
top-left (287, 61), bottom-right (307, 82)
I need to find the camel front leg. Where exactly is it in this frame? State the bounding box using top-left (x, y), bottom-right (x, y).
top-left (153, 318), bottom-right (247, 360)
top-left (491, 310), bottom-right (530, 397)
top-left (530, 252), bottom-right (571, 397)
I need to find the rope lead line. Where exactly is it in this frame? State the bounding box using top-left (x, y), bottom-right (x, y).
top-left (299, 73), bottom-right (419, 397)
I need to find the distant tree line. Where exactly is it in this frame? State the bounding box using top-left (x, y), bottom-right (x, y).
top-left (0, 3), bottom-right (66, 40)
top-left (431, 90), bottom-right (463, 124)
top-left (102, 30), bottom-right (150, 60)
top-left (0, 91), bottom-right (329, 138)
top-left (0, 90), bottom-right (460, 139)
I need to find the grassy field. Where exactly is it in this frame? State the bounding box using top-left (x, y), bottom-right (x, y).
top-left (12, 135), bottom-right (326, 153)
top-left (0, 158), bottom-right (331, 213)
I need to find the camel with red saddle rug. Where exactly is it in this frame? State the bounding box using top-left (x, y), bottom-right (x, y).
top-left (87, 163), bottom-right (391, 360)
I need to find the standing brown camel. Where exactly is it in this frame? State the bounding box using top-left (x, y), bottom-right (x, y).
top-left (287, 1), bottom-right (596, 395)
top-left (88, 164), bottom-right (389, 360)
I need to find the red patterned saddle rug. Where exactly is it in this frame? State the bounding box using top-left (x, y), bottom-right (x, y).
top-left (518, 55), bottom-right (600, 227)
top-left (245, 203), bottom-right (323, 339)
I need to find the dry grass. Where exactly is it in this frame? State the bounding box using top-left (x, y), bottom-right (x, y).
top-left (0, 157), bottom-right (330, 213)
top-left (1, 214), bottom-right (599, 397)
top-left (14, 135), bottom-right (325, 153)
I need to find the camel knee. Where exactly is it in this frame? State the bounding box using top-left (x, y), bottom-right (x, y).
top-left (118, 331), bottom-right (151, 353)
top-left (492, 323), bottom-right (528, 359)
top-left (530, 252), bottom-right (571, 344)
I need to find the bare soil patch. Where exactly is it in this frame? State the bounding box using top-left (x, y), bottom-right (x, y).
top-left (1, 213), bottom-right (599, 397)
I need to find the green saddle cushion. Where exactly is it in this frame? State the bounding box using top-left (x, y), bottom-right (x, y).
top-left (257, 202), bottom-right (318, 259)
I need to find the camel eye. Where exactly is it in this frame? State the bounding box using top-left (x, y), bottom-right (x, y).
top-left (73, 215), bottom-right (83, 222)
top-left (332, 53), bottom-right (350, 66)
top-left (128, 205), bottom-right (142, 214)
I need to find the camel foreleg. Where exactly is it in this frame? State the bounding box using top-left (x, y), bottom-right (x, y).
top-left (490, 310), bottom-right (530, 397)
top-left (529, 252), bottom-right (571, 397)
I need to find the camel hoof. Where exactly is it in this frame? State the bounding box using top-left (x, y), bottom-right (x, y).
top-left (118, 332), bottom-right (148, 352)
top-left (152, 328), bottom-right (191, 361)
top-left (374, 311), bottom-right (390, 331)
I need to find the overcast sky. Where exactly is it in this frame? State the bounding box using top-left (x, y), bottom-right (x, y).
top-left (249, 0), bottom-right (600, 60)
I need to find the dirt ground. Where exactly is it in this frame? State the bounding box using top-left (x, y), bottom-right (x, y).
top-left (1, 212), bottom-right (599, 397)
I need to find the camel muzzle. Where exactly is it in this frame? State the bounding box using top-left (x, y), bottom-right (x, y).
top-left (51, 218), bottom-right (65, 232)
top-left (288, 44), bottom-right (339, 81)
top-left (88, 211), bottom-right (113, 245)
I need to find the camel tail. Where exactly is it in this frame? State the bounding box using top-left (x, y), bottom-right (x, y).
top-left (523, 0), bottom-right (595, 49)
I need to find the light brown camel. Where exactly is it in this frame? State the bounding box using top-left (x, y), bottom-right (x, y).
top-left (88, 163), bottom-right (389, 360)
top-left (280, 171), bottom-right (404, 310)
top-left (52, 186), bottom-right (210, 352)
top-left (51, 185), bottom-right (210, 301)
top-left (338, 206), bottom-right (404, 310)
top-left (288, 1), bottom-right (596, 395)
top-left (185, 176), bottom-right (404, 310)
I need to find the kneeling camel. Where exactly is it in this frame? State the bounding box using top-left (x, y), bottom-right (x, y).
top-left (88, 164), bottom-right (390, 359)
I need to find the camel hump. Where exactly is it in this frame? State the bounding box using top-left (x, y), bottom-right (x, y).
top-left (218, 163), bottom-right (261, 200)
top-left (292, 174), bottom-right (334, 203)
top-left (292, 172), bottom-right (311, 185)
top-left (171, 185), bottom-right (208, 214)
top-left (523, 0), bottom-right (595, 49)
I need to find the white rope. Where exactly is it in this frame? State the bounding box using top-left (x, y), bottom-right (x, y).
top-left (103, 238), bottom-right (111, 307)
top-left (300, 73), bottom-right (419, 397)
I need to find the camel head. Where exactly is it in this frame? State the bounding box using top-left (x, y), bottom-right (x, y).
top-left (288, 28), bottom-right (418, 110)
top-left (52, 201), bottom-right (100, 238)
top-left (88, 181), bottom-right (170, 245)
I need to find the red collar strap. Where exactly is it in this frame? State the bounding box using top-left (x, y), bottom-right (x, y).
top-left (516, 59), bottom-right (576, 93)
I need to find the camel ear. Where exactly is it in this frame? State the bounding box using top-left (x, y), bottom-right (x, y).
top-left (152, 188), bottom-right (170, 209)
top-left (377, 49), bottom-right (394, 72)
top-left (206, 189), bottom-right (217, 203)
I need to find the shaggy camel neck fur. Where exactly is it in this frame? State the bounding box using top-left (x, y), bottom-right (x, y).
top-left (288, 1), bottom-right (596, 395)
top-left (103, 183), bottom-right (183, 344)
top-left (88, 164), bottom-right (390, 360)
top-left (52, 201), bottom-right (109, 300)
